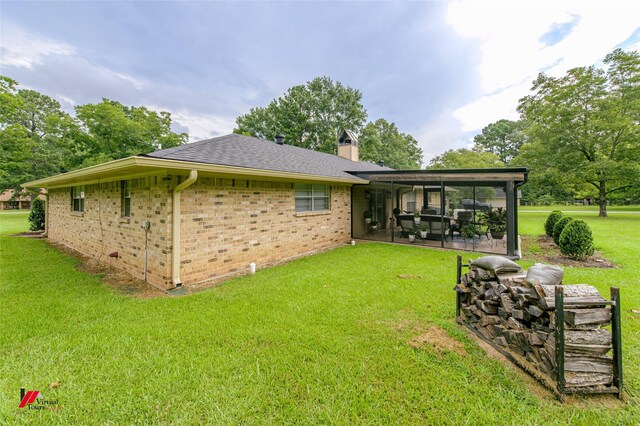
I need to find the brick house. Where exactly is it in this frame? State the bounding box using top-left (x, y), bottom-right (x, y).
top-left (0, 189), bottom-right (44, 210)
top-left (22, 132), bottom-right (390, 289)
top-left (22, 132), bottom-right (528, 290)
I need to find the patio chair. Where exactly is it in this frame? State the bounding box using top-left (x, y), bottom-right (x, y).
top-left (450, 210), bottom-right (473, 237)
top-left (399, 218), bottom-right (415, 237)
top-left (428, 218), bottom-right (450, 241)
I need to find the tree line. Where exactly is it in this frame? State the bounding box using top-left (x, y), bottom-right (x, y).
top-left (0, 76), bottom-right (187, 192)
top-left (429, 48), bottom-right (640, 217)
top-left (1, 75), bottom-right (423, 195)
top-left (3, 48), bottom-right (637, 216)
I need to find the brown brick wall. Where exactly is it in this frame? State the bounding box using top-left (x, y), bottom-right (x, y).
top-left (47, 176), bottom-right (173, 288)
top-left (47, 175), bottom-right (353, 289)
top-left (178, 178), bottom-right (352, 286)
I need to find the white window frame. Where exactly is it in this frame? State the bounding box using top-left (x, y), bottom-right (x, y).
top-left (294, 184), bottom-right (330, 212)
top-left (121, 180), bottom-right (131, 217)
top-left (71, 186), bottom-right (85, 213)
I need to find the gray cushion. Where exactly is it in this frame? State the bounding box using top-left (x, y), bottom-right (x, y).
top-left (471, 256), bottom-right (524, 274)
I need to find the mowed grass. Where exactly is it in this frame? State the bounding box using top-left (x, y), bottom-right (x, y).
top-left (0, 209), bottom-right (639, 424)
top-left (520, 205), bottom-right (640, 212)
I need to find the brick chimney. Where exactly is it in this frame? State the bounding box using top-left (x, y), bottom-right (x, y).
top-left (337, 130), bottom-right (359, 162)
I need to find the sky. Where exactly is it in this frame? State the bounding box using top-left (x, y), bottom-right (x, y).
top-left (1, 0), bottom-right (639, 163)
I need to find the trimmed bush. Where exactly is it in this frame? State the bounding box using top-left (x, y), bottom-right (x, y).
top-left (544, 210), bottom-right (563, 237)
top-left (559, 220), bottom-right (595, 260)
top-left (552, 216), bottom-right (573, 245)
top-left (28, 198), bottom-right (46, 231)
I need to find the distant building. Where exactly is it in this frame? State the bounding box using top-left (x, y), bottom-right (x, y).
top-left (0, 189), bottom-right (43, 210)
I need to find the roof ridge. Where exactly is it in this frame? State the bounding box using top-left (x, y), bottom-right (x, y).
top-left (147, 134), bottom-right (244, 156)
top-left (143, 133), bottom-right (393, 180)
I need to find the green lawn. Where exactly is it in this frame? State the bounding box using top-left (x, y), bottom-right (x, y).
top-left (520, 204), bottom-right (640, 212)
top-left (1, 209), bottom-right (638, 424)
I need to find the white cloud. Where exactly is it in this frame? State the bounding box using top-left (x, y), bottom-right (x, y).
top-left (414, 111), bottom-right (475, 163)
top-left (1, 25), bottom-right (146, 99)
top-left (168, 110), bottom-right (236, 142)
top-left (0, 25), bottom-right (76, 69)
top-left (447, 0), bottom-right (640, 133)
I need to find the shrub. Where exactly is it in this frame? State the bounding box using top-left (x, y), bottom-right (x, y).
top-left (544, 210), bottom-right (563, 237)
top-left (552, 216), bottom-right (573, 245)
top-left (559, 220), bottom-right (595, 260)
top-left (28, 198), bottom-right (46, 231)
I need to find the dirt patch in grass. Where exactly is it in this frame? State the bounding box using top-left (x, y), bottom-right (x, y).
top-left (46, 241), bottom-right (167, 298)
top-left (521, 235), bottom-right (615, 268)
top-left (397, 274), bottom-right (423, 279)
top-left (11, 230), bottom-right (45, 238)
top-left (405, 323), bottom-right (467, 356)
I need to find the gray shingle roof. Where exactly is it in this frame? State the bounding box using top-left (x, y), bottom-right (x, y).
top-left (143, 133), bottom-right (392, 180)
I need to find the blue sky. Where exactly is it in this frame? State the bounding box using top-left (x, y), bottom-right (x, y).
top-left (1, 1), bottom-right (639, 163)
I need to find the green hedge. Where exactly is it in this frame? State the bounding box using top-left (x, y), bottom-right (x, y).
top-left (559, 220), bottom-right (595, 260)
top-left (28, 198), bottom-right (46, 231)
top-left (552, 216), bottom-right (573, 245)
top-left (544, 210), bottom-right (563, 237)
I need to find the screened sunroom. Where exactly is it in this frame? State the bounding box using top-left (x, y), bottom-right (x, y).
top-left (350, 168), bottom-right (529, 258)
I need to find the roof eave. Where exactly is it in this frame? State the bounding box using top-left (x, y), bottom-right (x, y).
top-left (21, 156), bottom-right (368, 189)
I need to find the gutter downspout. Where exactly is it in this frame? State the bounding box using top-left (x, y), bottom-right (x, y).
top-left (172, 170), bottom-right (198, 287)
top-left (43, 191), bottom-right (49, 237)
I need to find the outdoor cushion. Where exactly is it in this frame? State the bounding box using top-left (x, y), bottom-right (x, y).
top-left (471, 256), bottom-right (524, 274)
top-left (525, 263), bottom-right (564, 286)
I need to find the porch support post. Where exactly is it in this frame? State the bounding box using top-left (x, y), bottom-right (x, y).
top-left (440, 181), bottom-right (445, 248)
top-left (506, 180), bottom-right (516, 256)
top-left (423, 185), bottom-right (428, 209)
top-left (472, 186), bottom-right (476, 251)
top-left (391, 181), bottom-right (395, 242)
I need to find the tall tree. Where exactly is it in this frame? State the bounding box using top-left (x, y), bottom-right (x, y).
top-left (511, 143), bottom-right (576, 204)
top-left (473, 119), bottom-right (526, 163)
top-left (74, 99), bottom-right (187, 167)
top-left (235, 76), bottom-right (367, 154)
top-left (517, 49), bottom-right (640, 217)
top-left (428, 148), bottom-right (503, 169)
top-left (1, 77), bottom-right (189, 190)
top-left (359, 119), bottom-right (423, 169)
top-left (0, 78), bottom-right (75, 191)
top-left (235, 76), bottom-right (424, 167)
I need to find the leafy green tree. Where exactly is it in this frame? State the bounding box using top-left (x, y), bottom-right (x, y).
top-left (0, 76), bottom-right (21, 123)
top-left (517, 49), bottom-right (640, 217)
top-left (473, 119), bottom-right (526, 163)
top-left (359, 119), bottom-right (423, 168)
top-left (511, 143), bottom-right (575, 204)
top-left (73, 99), bottom-right (187, 167)
top-left (428, 148), bottom-right (503, 169)
top-left (235, 77), bottom-right (424, 167)
top-left (0, 79), bottom-right (75, 191)
top-left (235, 76), bottom-right (367, 154)
top-left (428, 149), bottom-right (502, 201)
top-left (1, 77), bottom-right (188, 190)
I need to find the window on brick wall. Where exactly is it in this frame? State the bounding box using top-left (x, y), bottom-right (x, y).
top-left (294, 184), bottom-right (330, 212)
top-left (121, 180), bottom-right (131, 217)
top-left (71, 186), bottom-right (85, 212)
top-left (406, 191), bottom-right (416, 213)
